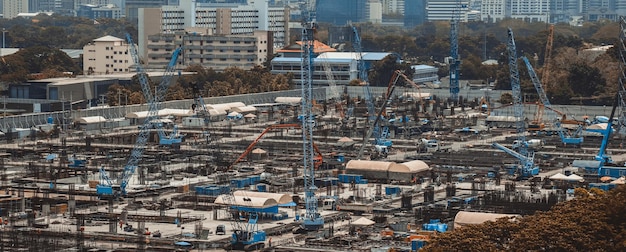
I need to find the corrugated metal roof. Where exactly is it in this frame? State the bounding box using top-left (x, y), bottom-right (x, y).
top-left (275, 97), bottom-right (301, 104)
top-left (231, 106), bottom-right (257, 113)
top-left (75, 116), bottom-right (106, 124)
top-left (411, 64), bottom-right (436, 70)
top-left (454, 211), bottom-right (520, 229)
top-left (271, 57), bottom-right (354, 64)
top-left (393, 160), bottom-right (430, 173)
top-left (206, 102), bottom-right (246, 111)
top-left (126, 109), bottom-right (193, 119)
top-left (61, 49), bottom-right (83, 59)
top-left (214, 195), bottom-right (278, 208)
top-left (233, 191), bottom-right (292, 205)
top-left (346, 160), bottom-right (394, 171)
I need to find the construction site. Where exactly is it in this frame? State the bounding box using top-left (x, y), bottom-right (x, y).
top-left (0, 10), bottom-right (625, 252)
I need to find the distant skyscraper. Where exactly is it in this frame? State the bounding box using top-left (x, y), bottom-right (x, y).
top-left (316, 0), bottom-right (367, 25)
top-left (404, 0), bottom-right (426, 27)
top-left (3, 0), bottom-right (28, 19)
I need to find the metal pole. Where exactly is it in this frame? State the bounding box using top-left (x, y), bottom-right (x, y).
top-left (2, 28), bottom-right (5, 48)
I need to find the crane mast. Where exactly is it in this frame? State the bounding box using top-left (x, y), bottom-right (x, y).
top-left (300, 0), bottom-right (323, 230)
top-left (448, 0), bottom-right (462, 102)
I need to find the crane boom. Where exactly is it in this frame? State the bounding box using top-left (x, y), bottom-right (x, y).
top-left (97, 35), bottom-right (182, 196)
top-left (522, 56), bottom-right (583, 145)
top-left (227, 124), bottom-right (323, 170)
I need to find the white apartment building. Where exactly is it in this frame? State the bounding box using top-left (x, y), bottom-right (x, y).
top-left (3, 0), bottom-right (28, 19)
top-left (138, 0), bottom-right (289, 60)
top-left (146, 29), bottom-right (273, 71)
top-left (82, 35), bottom-right (133, 75)
top-left (510, 0), bottom-right (550, 22)
top-left (426, 0), bottom-right (470, 22)
top-left (480, 0), bottom-right (508, 23)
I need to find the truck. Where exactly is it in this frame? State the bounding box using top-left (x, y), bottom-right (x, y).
top-left (512, 139), bottom-right (543, 150)
top-left (322, 198), bottom-right (373, 214)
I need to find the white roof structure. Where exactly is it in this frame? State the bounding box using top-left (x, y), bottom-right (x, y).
top-left (232, 191), bottom-right (292, 205)
top-left (352, 217), bottom-right (375, 226)
top-left (346, 160), bottom-right (395, 171)
top-left (126, 109), bottom-right (193, 119)
top-left (75, 116), bottom-right (107, 124)
top-left (206, 102), bottom-right (246, 111)
top-left (93, 35), bottom-right (124, 42)
top-left (214, 195), bottom-right (278, 208)
top-left (402, 92), bottom-right (431, 99)
top-left (275, 97), bottom-right (301, 104)
top-left (454, 211), bottom-right (520, 229)
top-left (231, 106), bottom-right (257, 113)
top-left (549, 173), bottom-right (569, 180)
top-left (208, 109), bottom-right (227, 116)
top-left (397, 160), bottom-right (431, 173)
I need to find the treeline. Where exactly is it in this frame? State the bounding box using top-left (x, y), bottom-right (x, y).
top-left (422, 186), bottom-right (626, 252)
top-left (0, 14), bottom-right (622, 104)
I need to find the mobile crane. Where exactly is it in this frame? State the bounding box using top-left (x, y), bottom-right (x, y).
top-left (491, 28), bottom-right (538, 179)
top-left (521, 56), bottom-right (583, 146)
top-left (96, 37), bottom-right (182, 197)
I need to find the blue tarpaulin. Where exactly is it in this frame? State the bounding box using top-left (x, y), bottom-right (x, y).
top-left (175, 241), bottom-right (192, 246)
top-left (46, 154), bottom-right (58, 160)
top-left (278, 202), bottom-right (297, 207)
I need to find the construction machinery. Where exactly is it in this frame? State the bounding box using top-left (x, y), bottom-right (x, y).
top-left (357, 70), bottom-right (404, 159)
top-left (522, 56), bottom-right (583, 146)
top-left (573, 17), bottom-right (626, 176)
top-left (96, 36), bottom-right (182, 197)
top-left (528, 25), bottom-right (554, 132)
top-left (351, 25), bottom-right (392, 154)
top-left (491, 28), bottom-right (538, 179)
top-left (227, 123), bottom-right (324, 170)
top-left (299, 0), bottom-right (323, 231)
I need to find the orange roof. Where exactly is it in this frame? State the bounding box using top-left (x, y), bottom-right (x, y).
top-left (277, 40), bottom-right (336, 53)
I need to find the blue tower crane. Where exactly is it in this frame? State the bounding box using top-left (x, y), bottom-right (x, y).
top-left (97, 36), bottom-right (182, 197)
top-left (354, 26), bottom-right (391, 160)
top-left (521, 56), bottom-right (583, 145)
top-left (300, 0), bottom-right (323, 231)
top-left (491, 28), bottom-right (538, 179)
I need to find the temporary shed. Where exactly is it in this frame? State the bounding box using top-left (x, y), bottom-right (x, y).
top-left (566, 174), bottom-right (584, 182)
top-left (352, 217), bottom-right (375, 226)
top-left (346, 160), bottom-right (395, 182)
top-left (453, 211), bottom-right (520, 229)
top-left (231, 106), bottom-right (257, 113)
top-left (232, 191), bottom-right (293, 205)
top-left (75, 116), bottom-right (107, 130)
top-left (549, 173), bottom-right (569, 180)
top-left (387, 160), bottom-right (430, 182)
top-left (75, 116), bottom-right (106, 124)
top-left (275, 97), bottom-right (301, 104)
top-left (206, 102), bottom-right (246, 111)
top-left (125, 108), bottom-right (193, 119)
top-left (214, 195), bottom-right (278, 208)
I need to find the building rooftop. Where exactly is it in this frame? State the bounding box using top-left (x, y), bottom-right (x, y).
top-left (93, 35), bottom-right (124, 42)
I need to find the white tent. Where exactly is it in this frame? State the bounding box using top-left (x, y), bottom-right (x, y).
top-left (566, 174), bottom-right (584, 182)
top-left (611, 177), bottom-right (626, 184)
top-left (549, 173), bottom-right (569, 180)
top-left (352, 217), bottom-right (375, 226)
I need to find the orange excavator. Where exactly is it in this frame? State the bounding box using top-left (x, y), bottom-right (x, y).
top-left (227, 124), bottom-right (324, 170)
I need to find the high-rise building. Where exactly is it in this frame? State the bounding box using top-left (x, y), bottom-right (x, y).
top-left (426, 0), bottom-right (470, 22)
top-left (3, 0), bottom-right (29, 19)
top-left (404, 0), bottom-right (426, 27)
top-left (480, 0), bottom-right (508, 23)
top-left (126, 0), bottom-right (175, 25)
top-left (316, 0), bottom-right (367, 26)
top-left (138, 0), bottom-right (289, 65)
top-left (510, 0), bottom-right (550, 22)
top-left (382, 0), bottom-right (404, 15)
top-left (367, 0), bottom-right (383, 24)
